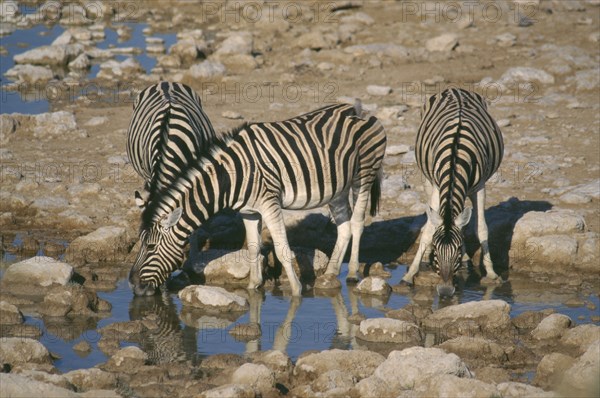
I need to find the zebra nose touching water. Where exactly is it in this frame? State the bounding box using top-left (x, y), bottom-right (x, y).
top-left (401, 88), bottom-right (504, 297)
top-left (128, 102), bottom-right (386, 296)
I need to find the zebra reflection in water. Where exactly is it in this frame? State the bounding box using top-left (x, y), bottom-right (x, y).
top-left (129, 291), bottom-right (199, 365)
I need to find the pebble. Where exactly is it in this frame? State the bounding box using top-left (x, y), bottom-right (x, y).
top-left (367, 85), bottom-right (392, 96)
top-left (222, 111), bottom-right (243, 120)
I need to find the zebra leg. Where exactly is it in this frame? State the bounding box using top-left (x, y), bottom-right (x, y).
top-left (473, 188), bottom-right (499, 280)
top-left (324, 196), bottom-right (352, 277)
top-left (402, 183), bottom-right (440, 284)
top-left (347, 186), bottom-right (371, 282)
top-left (262, 206), bottom-right (302, 296)
top-left (241, 212), bottom-right (263, 290)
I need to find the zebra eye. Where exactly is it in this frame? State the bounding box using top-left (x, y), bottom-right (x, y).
top-left (147, 243), bottom-right (157, 251)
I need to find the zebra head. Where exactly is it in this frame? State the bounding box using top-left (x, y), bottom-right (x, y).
top-left (427, 206), bottom-right (472, 297)
top-left (129, 207), bottom-right (186, 296)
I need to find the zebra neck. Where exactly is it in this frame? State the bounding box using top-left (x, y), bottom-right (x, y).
top-left (438, 195), bottom-right (465, 229)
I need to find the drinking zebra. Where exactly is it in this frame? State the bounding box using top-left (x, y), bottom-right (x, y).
top-left (129, 102), bottom-right (386, 296)
top-left (126, 81), bottom-right (216, 209)
top-left (402, 88), bottom-right (503, 296)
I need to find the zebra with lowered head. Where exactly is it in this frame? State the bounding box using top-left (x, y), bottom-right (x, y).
top-left (129, 102), bottom-right (386, 296)
top-left (402, 88), bottom-right (503, 296)
top-left (126, 81), bottom-right (217, 209)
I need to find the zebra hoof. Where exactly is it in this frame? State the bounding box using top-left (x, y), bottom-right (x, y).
top-left (314, 274), bottom-right (342, 290)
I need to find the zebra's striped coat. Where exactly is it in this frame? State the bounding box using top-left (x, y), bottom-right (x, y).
top-left (403, 88), bottom-right (503, 295)
top-left (129, 103), bottom-right (386, 296)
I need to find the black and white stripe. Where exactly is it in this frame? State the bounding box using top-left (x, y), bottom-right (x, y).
top-left (126, 81), bottom-right (216, 207)
top-left (129, 103), bottom-right (386, 296)
top-left (403, 88), bottom-right (503, 296)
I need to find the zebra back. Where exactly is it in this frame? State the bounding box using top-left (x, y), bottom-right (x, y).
top-left (416, 88), bottom-right (503, 221)
top-left (126, 82), bottom-right (217, 196)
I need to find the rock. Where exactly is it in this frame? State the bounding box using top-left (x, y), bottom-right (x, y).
top-left (294, 30), bottom-right (338, 50)
top-left (496, 382), bottom-right (554, 397)
top-left (178, 285), bottom-right (249, 313)
top-left (0, 300), bottom-right (23, 324)
top-left (312, 369), bottom-right (355, 393)
top-left (104, 346), bottom-right (148, 372)
top-left (0, 256), bottom-right (73, 293)
top-left (567, 68), bottom-right (600, 91)
top-left (356, 347), bottom-right (471, 395)
top-left (438, 337), bottom-right (506, 366)
top-left (534, 352), bottom-right (576, 389)
top-left (512, 210), bottom-right (586, 244)
top-left (420, 374), bottom-right (498, 397)
top-left (198, 384), bottom-right (255, 398)
top-left (65, 226), bottom-right (131, 265)
top-left (512, 309), bottom-right (555, 330)
top-left (355, 277), bottom-right (391, 296)
top-left (344, 43), bottom-right (410, 58)
top-left (4, 64), bottom-right (54, 83)
top-left (294, 349), bottom-right (385, 384)
top-left (32, 111), bottom-right (79, 138)
top-left (385, 308), bottom-right (418, 324)
top-left (63, 368), bottom-right (117, 391)
top-left (231, 363), bottom-right (276, 396)
top-left (498, 67), bottom-right (555, 86)
top-left (356, 318), bottom-right (422, 344)
top-left (426, 33), bottom-right (459, 52)
top-left (523, 235), bottom-right (578, 268)
top-left (215, 31), bottom-right (253, 56)
top-left (186, 249), bottom-right (260, 285)
top-left (222, 110), bottom-right (243, 120)
top-left (186, 60), bottom-right (226, 80)
top-left (97, 58), bottom-right (144, 80)
top-left (14, 370), bottom-right (73, 390)
top-left (84, 116), bottom-right (109, 127)
top-left (560, 324), bottom-right (600, 355)
top-left (495, 32), bottom-right (517, 47)
top-left (559, 179), bottom-right (600, 203)
top-left (68, 53), bottom-right (90, 69)
top-left (474, 366), bottom-right (510, 384)
top-left (40, 290), bottom-right (73, 317)
top-left (14, 45), bottom-right (69, 66)
top-left (0, 337), bottom-right (52, 365)
top-left (367, 85), bottom-right (392, 96)
top-left (246, 350), bottom-right (292, 384)
top-left (169, 39), bottom-right (203, 66)
top-left (73, 341), bottom-right (91, 353)
top-left (531, 313), bottom-right (572, 340)
top-left (32, 197), bottom-right (70, 210)
top-left (422, 300), bottom-right (512, 340)
top-left (0, 373), bottom-right (78, 398)
top-left (560, 341), bottom-right (600, 396)
top-left (384, 144), bottom-right (410, 156)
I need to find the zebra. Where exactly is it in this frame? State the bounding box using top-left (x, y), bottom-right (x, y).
top-left (126, 81), bottom-right (217, 209)
top-left (128, 102), bottom-right (386, 296)
top-left (401, 88), bottom-right (503, 296)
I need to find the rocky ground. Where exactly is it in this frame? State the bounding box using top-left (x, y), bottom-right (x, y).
top-left (1, 0), bottom-right (599, 397)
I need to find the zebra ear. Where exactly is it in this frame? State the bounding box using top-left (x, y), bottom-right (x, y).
top-left (160, 207), bottom-right (183, 230)
top-left (134, 191), bottom-right (146, 210)
top-left (426, 206), bottom-right (443, 228)
top-left (455, 207), bottom-right (472, 228)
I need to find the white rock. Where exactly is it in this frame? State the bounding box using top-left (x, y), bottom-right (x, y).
top-left (178, 285), bottom-right (248, 312)
top-left (560, 324), bottom-right (600, 355)
top-left (105, 346), bottom-right (148, 371)
top-left (4, 64), bottom-right (54, 83)
top-left (52, 30), bottom-right (73, 46)
top-left (512, 210), bottom-right (586, 244)
top-left (426, 33), bottom-right (459, 52)
top-left (14, 45), bottom-right (69, 66)
top-left (0, 301), bottom-right (23, 324)
top-left (186, 249), bottom-right (260, 284)
top-left (497, 382), bottom-right (556, 397)
top-left (495, 32), bottom-right (517, 47)
top-left (222, 111), bottom-right (243, 120)
top-left (567, 68), bottom-right (600, 91)
top-left (32, 196), bottom-right (69, 209)
top-left (559, 179), bottom-right (600, 203)
top-left (84, 116), bottom-right (109, 127)
top-left (32, 111), bottom-right (78, 138)
top-left (65, 226), bottom-right (130, 265)
top-left (294, 349), bottom-right (385, 382)
top-left (531, 314), bottom-right (573, 340)
top-left (0, 337), bottom-right (52, 364)
top-left (0, 257), bottom-right (73, 289)
top-left (357, 318), bottom-right (421, 344)
top-left (198, 384), bottom-right (255, 398)
top-left (186, 60), bottom-right (226, 79)
top-left (385, 144), bottom-right (411, 156)
top-left (97, 58), bottom-right (144, 79)
top-left (68, 53), bottom-right (90, 69)
top-left (498, 67), bottom-right (555, 86)
top-left (63, 368), bottom-right (117, 391)
top-left (420, 374), bottom-right (499, 397)
top-left (0, 373), bottom-right (78, 398)
top-left (231, 363), bottom-right (276, 395)
top-left (356, 277), bottom-right (391, 296)
top-left (215, 31), bottom-right (253, 56)
top-left (561, 341), bottom-right (600, 396)
top-left (367, 85), bottom-right (392, 96)
top-left (524, 235), bottom-right (578, 267)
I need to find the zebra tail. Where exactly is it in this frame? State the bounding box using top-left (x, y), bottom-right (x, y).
top-left (369, 167), bottom-right (383, 217)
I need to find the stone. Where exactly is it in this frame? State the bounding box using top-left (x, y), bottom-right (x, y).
top-left (559, 179), bottom-right (600, 203)
top-left (0, 256), bottom-right (73, 293)
top-left (567, 68), bottom-right (600, 91)
top-left (426, 33), bottom-right (459, 52)
top-left (96, 58), bottom-right (144, 80)
top-left (422, 300), bottom-right (513, 339)
top-left (498, 67), bottom-right (555, 86)
top-left (560, 341), bottom-right (600, 397)
top-left (384, 145), bottom-right (411, 156)
top-left (496, 382), bottom-right (554, 397)
top-left (0, 300), bottom-right (24, 324)
top-left (420, 374), bottom-right (498, 397)
top-left (4, 64), bottom-right (54, 83)
top-left (294, 349), bottom-right (385, 384)
top-left (312, 370), bottom-right (355, 393)
top-left (14, 45), bottom-right (69, 66)
top-left (65, 226), bottom-right (131, 265)
top-left (355, 277), bottom-right (391, 296)
top-left (438, 337), bottom-right (507, 366)
top-left (68, 53), bottom-right (90, 69)
top-left (84, 116), bottom-right (108, 127)
top-left (0, 373), bottom-right (78, 398)
top-left (511, 210), bottom-right (586, 244)
top-left (186, 60), bottom-right (226, 80)
top-left (32, 111), bottom-right (79, 138)
top-left (523, 235), bottom-right (578, 268)
top-left (169, 39), bottom-right (203, 66)
top-left (0, 337), bottom-right (52, 365)
top-left (40, 290), bottom-right (73, 317)
top-left (14, 370), bottom-right (73, 390)
top-left (63, 368), bottom-right (118, 391)
top-left (356, 318), bottom-right (422, 344)
top-left (495, 32), bottom-right (517, 47)
top-left (186, 249), bottom-right (259, 285)
top-left (104, 346), bottom-right (148, 372)
top-left (367, 85), bottom-right (392, 96)
top-left (215, 31), bottom-right (253, 56)
top-left (560, 324), bottom-right (600, 355)
top-left (198, 384), bottom-right (255, 398)
top-left (531, 313), bottom-right (572, 340)
top-left (178, 285), bottom-right (248, 313)
top-left (231, 363), bottom-right (276, 396)
top-left (534, 352), bottom-right (576, 389)
top-left (222, 110), bottom-right (243, 120)
top-left (357, 347), bottom-right (471, 395)
top-left (294, 30), bottom-right (338, 50)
